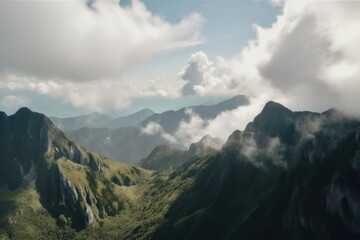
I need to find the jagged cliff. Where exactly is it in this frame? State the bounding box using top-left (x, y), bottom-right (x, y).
top-left (0, 108), bottom-right (150, 229)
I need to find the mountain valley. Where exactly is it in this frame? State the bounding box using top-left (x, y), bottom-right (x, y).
top-left (1, 101), bottom-right (360, 239)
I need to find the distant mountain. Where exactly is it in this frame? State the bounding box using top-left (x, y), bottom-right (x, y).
top-left (50, 112), bottom-right (111, 130)
top-left (65, 126), bottom-right (168, 164)
top-left (65, 95), bottom-right (248, 163)
top-left (107, 108), bottom-right (154, 129)
top-left (50, 108), bottom-right (154, 130)
top-left (140, 95), bottom-right (249, 133)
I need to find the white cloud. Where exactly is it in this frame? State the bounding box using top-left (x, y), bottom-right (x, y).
top-left (179, 51), bottom-right (273, 98)
top-left (173, 108), bottom-right (209, 146)
top-left (174, 0), bottom-right (360, 148)
top-left (0, 0), bottom-right (204, 81)
top-left (170, 96), bottom-right (272, 147)
top-left (179, 0), bottom-right (360, 122)
top-left (180, 0), bottom-right (360, 115)
top-left (140, 99), bottom-right (266, 148)
top-left (1, 95), bottom-right (30, 110)
top-left (141, 121), bottom-right (178, 144)
top-left (0, 73), bottom-right (183, 112)
top-left (253, 0), bottom-right (360, 114)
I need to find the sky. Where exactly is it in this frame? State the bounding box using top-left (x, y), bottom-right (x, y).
top-left (0, 0), bottom-right (360, 141)
top-left (0, 0), bottom-right (279, 117)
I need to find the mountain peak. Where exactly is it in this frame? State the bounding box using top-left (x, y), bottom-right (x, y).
top-left (322, 107), bottom-right (342, 117)
top-left (244, 101), bottom-right (295, 139)
top-left (15, 106), bottom-right (33, 115)
top-left (251, 101), bottom-right (293, 125)
top-left (212, 95), bottom-right (249, 109)
top-left (262, 101), bottom-right (292, 115)
top-left (12, 107), bottom-right (53, 128)
top-left (189, 135), bottom-right (223, 155)
top-left (139, 108), bottom-right (154, 114)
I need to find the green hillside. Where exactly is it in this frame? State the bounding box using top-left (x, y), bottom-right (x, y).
top-left (1, 103), bottom-right (360, 239)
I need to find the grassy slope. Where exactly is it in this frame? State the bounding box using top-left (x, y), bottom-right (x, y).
top-left (0, 186), bottom-right (76, 240)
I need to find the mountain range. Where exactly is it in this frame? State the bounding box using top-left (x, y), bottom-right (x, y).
top-left (63, 95), bottom-right (248, 163)
top-left (50, 109), bottom-right (154, 130)
top-left (1, 101), bottom-right (360, 239)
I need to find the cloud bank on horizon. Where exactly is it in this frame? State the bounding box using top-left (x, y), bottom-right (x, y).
top-left (0, 0), bottom-right (360, 141)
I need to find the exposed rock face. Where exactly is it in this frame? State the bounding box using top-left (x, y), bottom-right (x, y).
top-left (0, 107), bottom-right (51, 189)
top-left (0, 108), bottom-right (145, 229)
top-left (84, 205), bottom-right (94, 227)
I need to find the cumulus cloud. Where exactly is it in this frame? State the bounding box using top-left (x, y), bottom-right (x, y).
top-left (259, 0), bottom-right (360, 113)
top-left (180, 0), bottom-right (360, 116)
top-left (173, 0), bottom-right (360, 148)
top-left (0, 0), bottom-right (204, 81)
top-left (141, 121), bottom-right (178, 144)
top-left (179, 51), bottom-right (273, 99)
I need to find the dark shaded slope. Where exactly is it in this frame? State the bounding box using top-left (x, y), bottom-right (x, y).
top-left (151, 102), bottom-right (360, 240)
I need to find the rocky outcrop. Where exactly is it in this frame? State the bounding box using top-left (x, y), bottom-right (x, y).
top-left (0, 108), bottom-right (146, 230)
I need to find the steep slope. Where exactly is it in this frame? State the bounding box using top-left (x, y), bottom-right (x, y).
top-left (0, 108), bottom-right (151, 233)
top-left (65, 95), bottom-right (248, 163)
top-left (151, 102), bottom-right (360, 240)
